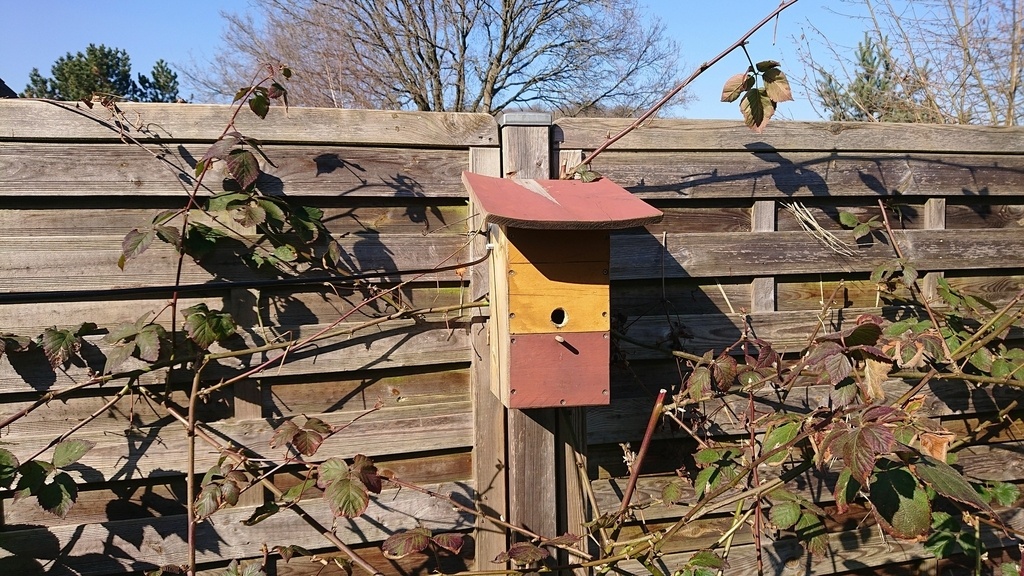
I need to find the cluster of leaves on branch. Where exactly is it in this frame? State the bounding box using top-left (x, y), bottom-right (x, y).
top-left (721, 59), bottom-right (794, 132)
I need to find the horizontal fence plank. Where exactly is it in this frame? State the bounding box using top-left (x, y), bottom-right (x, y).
top-left (555, 118), bottom-right (1024, 153)
top-left (0, 282), bottom-right (469, 335)
top-left (0, 318), bottom-right (474, 393)
top-left (0, 142), bottom-right (474, 198)
top-left (7, 400), bottom-right (472, 482)
top-left (0, 101), bottom-right (499, 148)
top-left (587, 151), bottom-right (1024, 199)
top-left (0, 234), bottom-right (473, 294)
top-left (589, 378), bottom-right (1024, 445)
top-left (4, 451), bottom-right (472, 528)
top-left (611, 229), bottom-right (1024, 280)
top-left (0, 481), bottom-right (475, 576)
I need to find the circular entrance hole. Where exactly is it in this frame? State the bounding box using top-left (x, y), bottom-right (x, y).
top-left (550, 307), bottom-right (568, 328)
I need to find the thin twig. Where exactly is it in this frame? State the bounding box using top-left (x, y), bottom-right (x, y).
top-left (568, 0), bottom-right (802, 174)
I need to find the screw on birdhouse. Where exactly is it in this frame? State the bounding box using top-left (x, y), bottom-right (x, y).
top-left (554, 335), bottom-right (565, 343)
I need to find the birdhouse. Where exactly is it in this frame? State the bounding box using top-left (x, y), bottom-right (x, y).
top-left (463, 171), bottom-right (663, 409)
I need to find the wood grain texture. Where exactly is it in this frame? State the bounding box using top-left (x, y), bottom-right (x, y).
top-left (580, 150), bottom-right (1024, 200)
top-left (555, 118), bottom-right (1024, 153)
top-left (0, 319), bottom-right (473, 393)
top-left (0, 100), bottom-right (498, 147)
top-left (5, 399), bottom-right (472, 484)
top-left (610, 229), bottom-right (1024, 280)
top-left (0, 481), bottom-right (475, 576)
top-left (0, 234), bottom-right (472, 293)
top-left (0, 142), bottom-right (475, 198)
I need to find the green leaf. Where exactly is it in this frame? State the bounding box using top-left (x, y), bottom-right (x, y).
top-left (103, 341), bottom-right (136, 375)
top-left (761, 421), bottom-right (799, 465)
top-left (182, 304), bottom-right (236, 350)
top-left (249, 93), bottom-right (270, 119)
top-left (195, 483), bottom-right (222, 519)
top-left (52, 439), bottom-right (95, 468)
top-left (687, 366), bottom-right (712, 401)
top-left (226, 149), bottom-right (260, 190)
top-left (969, 347), bottom-right (994, 373)
top-left (303, 417), bottom-right (332, 434)
top-left (431, 532), bottom-right (465, 555)
top-left (913, 455), bottom-right (992, 512)
top-left (687, 549), bottom-right (725, 569)
top-left (0, 448), bottom-right (20, 488)
top-left (740, 88), bottom-right (775, 133)
top-left (839, 211), bottom-right (861, 228)
top-left (869, 464), bottom-right (931, 539)
top-left (721, 72), bottom-right (753, 103)
top-left (120, 228), bottom-right (156, 268)
top-left (14, 460), bottom-right (53, 501)
top-left (257, 198), bottom-right (287, 226)
top-left (382, 527), bottom-right (432, 559)
top-left (273, 244), bottom-right (298, 263)
top-left (755, 60), bottom-right (781, 72)
top-left (183, 222), bottom-right (224, 260)
top-left (281, 478), bottom-right (314, 503)
top-left (239, 561), bottom-right (266, 576)
top-left (763, 68), bottom-right (794, 102)
top-left (318, 457), bottom-right (350, 488)
top-left (662, 478), bottom-right (686, 505)
top-left (234, 202), bottom-right (267, 227)
top-left (135, 324), bottom-right (166, 362)
top-left (834, 467), bottom-right (860, 513)
top-left (979, 481), bottom-right (1019, 507)
top-left (770, 500), bottom-right (801, 530)
top-left (233, 87), bottom-right (251, 103)
top-left (37, 471), bottom-right (78, 518)
top-left (324, 477), bottom-right (369, 517)
top-left (795, 511), bottom-right (829, 555)
top-left (495, 542), bottom-right (550, 565)
top-left (207, 191), bottom-right (250, 212)
top-left (41, 327), bottom-right (81, 368)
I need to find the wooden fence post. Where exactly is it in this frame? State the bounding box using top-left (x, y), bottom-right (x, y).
top-left (495, 113), bottom-right (590, 574)
top-left (499, 112), bottom-right (560, 551)
top-left (469, 146), bottom-right (508, 570)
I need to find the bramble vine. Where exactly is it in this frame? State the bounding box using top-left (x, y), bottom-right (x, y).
top-left (3, 2), bottom-right (1024, 576)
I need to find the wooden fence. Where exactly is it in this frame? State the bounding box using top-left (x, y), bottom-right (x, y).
top-left (1, 100), bottom-right (1023, 575)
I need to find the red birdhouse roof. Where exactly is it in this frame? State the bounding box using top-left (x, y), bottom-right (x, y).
top-left (462, 171), bottom-right (663, 230)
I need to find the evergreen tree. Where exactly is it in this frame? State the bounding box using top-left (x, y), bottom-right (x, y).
top-left (814, 33), bottom-right (937, 122)
top-left (22, 44), bottom-right (179, 102)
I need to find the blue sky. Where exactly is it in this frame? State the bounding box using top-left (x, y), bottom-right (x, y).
top-left (1, 0), bottom-right (868, 120)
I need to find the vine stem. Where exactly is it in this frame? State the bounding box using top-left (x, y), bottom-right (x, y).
top-left (19, 382), bottom-right (132, 464)
top-left (616, 389), bottom-right (667, 517)
top-left (187, 361), bottom-right (206, 576)
top-left (875, 198), bottom-right (953, 361)
top-left (568, 0), bottom-right (801, 175)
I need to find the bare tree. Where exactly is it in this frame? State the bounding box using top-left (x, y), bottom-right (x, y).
top-left (800, 0), bottom-right (1023, 125)
top-left (183, 0), bottom-right (686, 116)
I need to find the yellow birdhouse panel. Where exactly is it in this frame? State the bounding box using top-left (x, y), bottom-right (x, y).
top-left (507, 262), bottom-right (609, 334)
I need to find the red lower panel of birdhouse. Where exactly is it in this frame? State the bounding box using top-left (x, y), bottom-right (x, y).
top-left (507, 331), bottom-right (610, 408)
